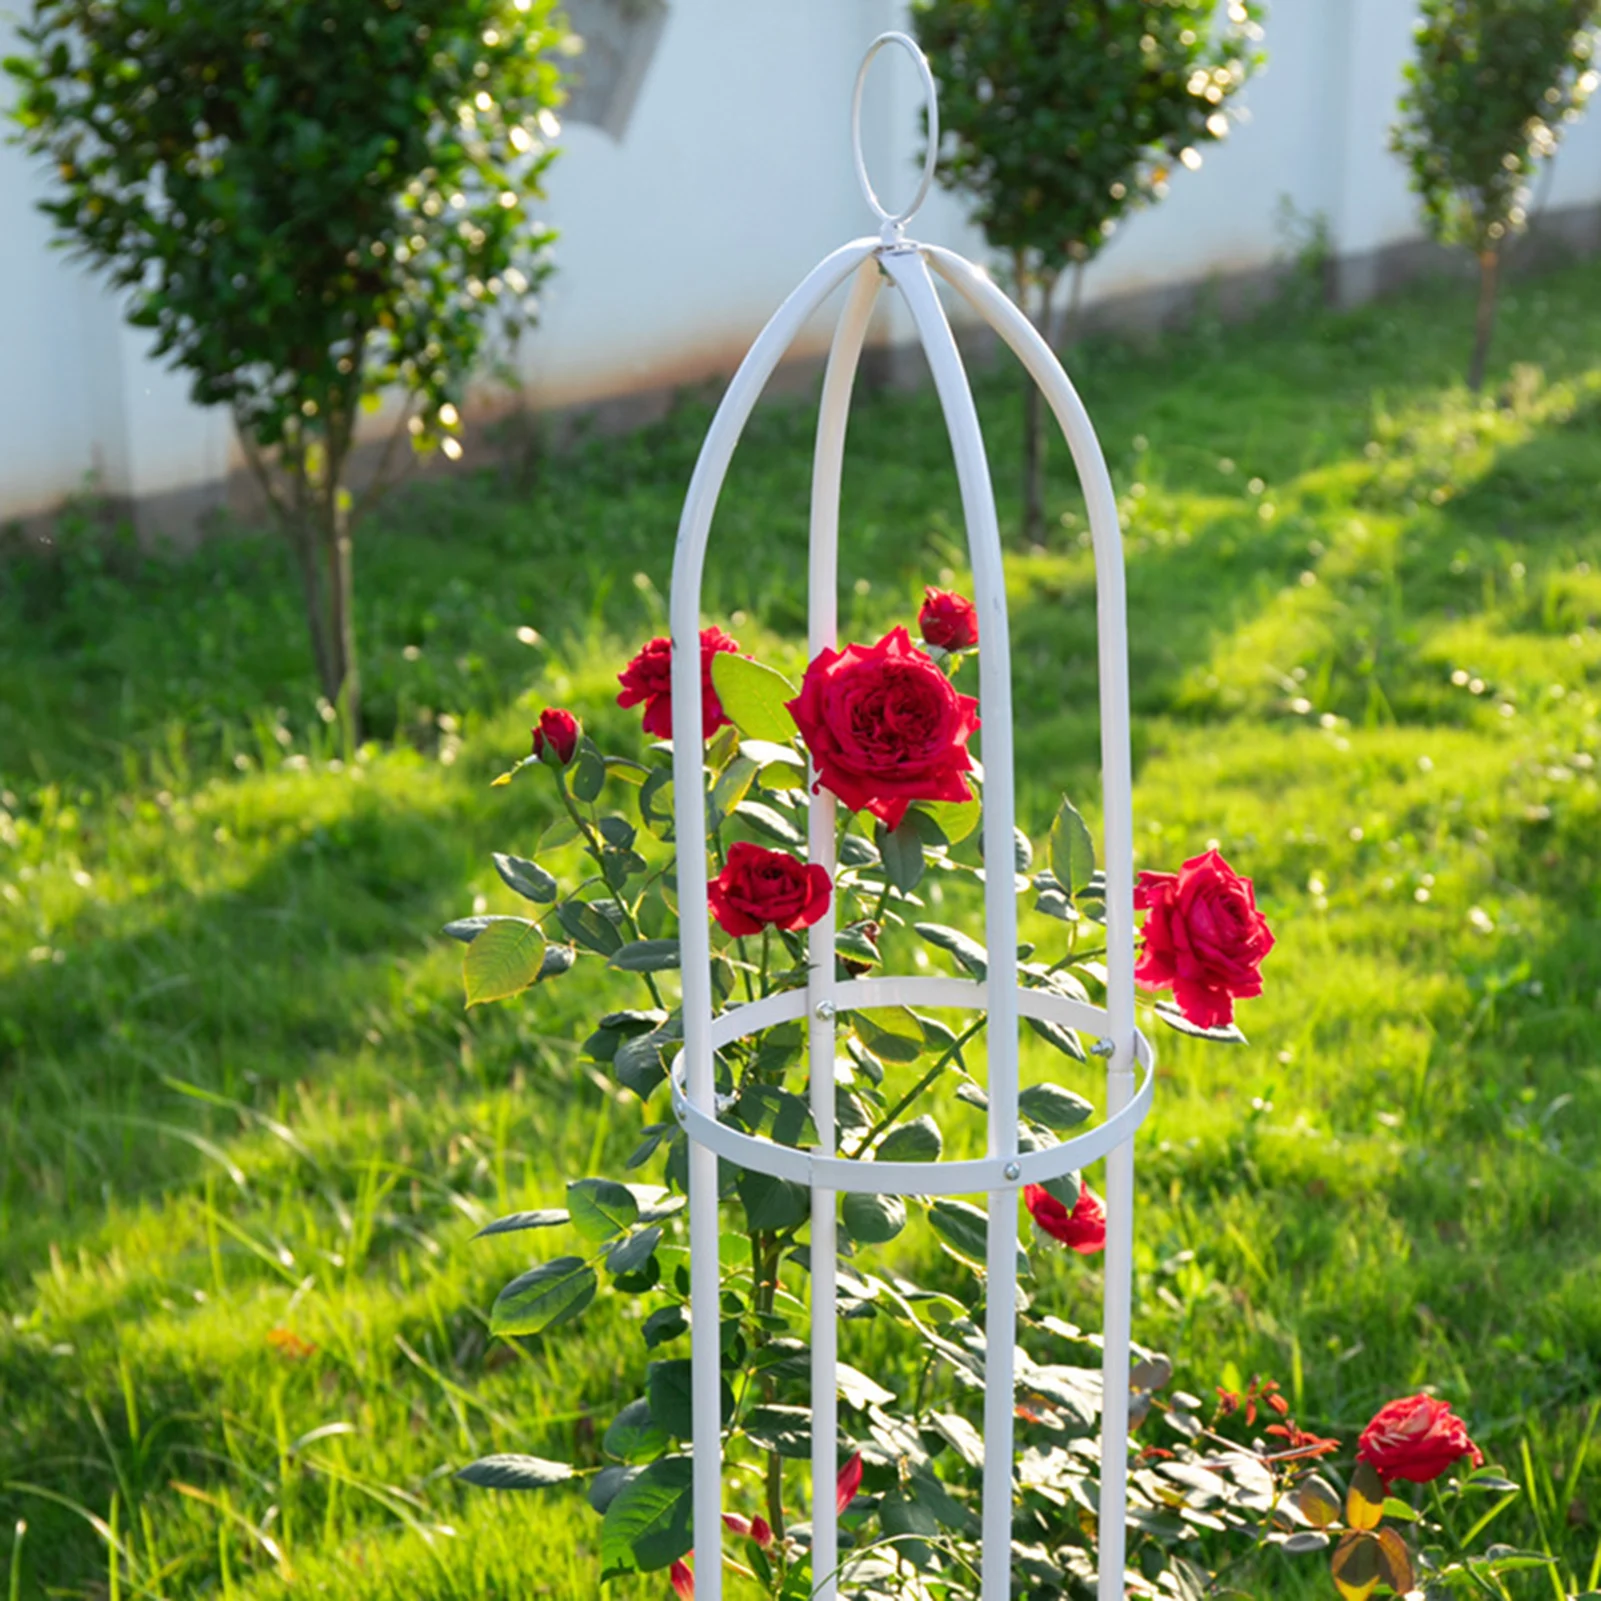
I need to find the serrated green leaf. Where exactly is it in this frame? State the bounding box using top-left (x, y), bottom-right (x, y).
top-left (916, 797), bottom-right (982, 844)
top-left (646, 1359), bottom-right (734, 1439)
top-left (567, 1178), bottom-right (640, 1241)
top-left (1049, 796), bottom-right (1096, 898)
top-left (609, 939), bottom-right (681, 973)
top-left (914, 922), bottom-right (988, 978)
top-left (492, 852), bottom-right (557, 904)
top-left (455, 1453), bottom-right (573, 1490)
top-left (710, 653), bottom-right (799, 741)
top-left (606, 1225), bottom-right (662, 1278)
top-left (876, 1115), bottom-right (943, 1162)
top-left (1154, 999), bottom-right (1248, 1043)
top-left (475, 1208), bottom-right (569, 1238)
top-left (604, 1397), bottom-right (671, 1463)
top-left (600, 1454), bottom-right (694, 1575)
top-left (570, 737), bottom-right (606, 802)
top-left (463, 918), bottom-right (547, 1006)
top-left (491, 1256), bottom-right (597, 1337)
top-left (557, 900), bottom-right (623, 956)
top-left (875, 816), bottom-right (926, 892)
top-left (1018, 1083), bottom-right (1095, 1130)
top-left (842, 1190), bottom-right (906, 1245)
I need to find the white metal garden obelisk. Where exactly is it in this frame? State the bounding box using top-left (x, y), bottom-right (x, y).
top-left (666, 33), bottom-right (1153, 1601)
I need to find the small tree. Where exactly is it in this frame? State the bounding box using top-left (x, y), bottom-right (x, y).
top-left (911, 0), bottom-right (1265, 542)
top-left (1391, 0), bottom-right (1600, 392)
top-left (5, 0), bottom-right (573, 739)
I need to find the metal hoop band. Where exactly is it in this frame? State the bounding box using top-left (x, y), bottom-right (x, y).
top-left (670, 982), bottom-right (1154, 1196)
top-left (850, 30), bottom-right (939, 232)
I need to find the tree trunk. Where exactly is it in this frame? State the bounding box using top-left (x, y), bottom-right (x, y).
top-left (1467, 246), bottom-right (1500, 393)
top-left (320, 427), bottom-right (360, 750)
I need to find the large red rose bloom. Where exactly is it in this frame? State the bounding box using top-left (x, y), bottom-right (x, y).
top-left (707, 843), bottom-right (832, 938)
top-left (786, 626), bottom-right (979, 829)
top-left (617, 625), bottom-right (740, 741)
top-left (1358, 1395), bottom-right (1483, 1486)
top-left (1024, 1184), bottom-right (1106, 1255)
top-left (1133, 849), bottom-right (1274, 1030)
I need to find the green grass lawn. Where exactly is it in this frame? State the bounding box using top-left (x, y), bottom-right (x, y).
top-left (3, 255), bottom-right (1601, 1599)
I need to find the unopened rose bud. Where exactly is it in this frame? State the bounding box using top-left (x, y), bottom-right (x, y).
top-left (531, 707), bottom-right (580, 766)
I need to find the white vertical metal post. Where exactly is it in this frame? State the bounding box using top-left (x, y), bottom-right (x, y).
top-left (665, 33), bottom-right (1146, 1601)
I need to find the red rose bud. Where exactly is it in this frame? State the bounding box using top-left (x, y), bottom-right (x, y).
top-left (749, 1515), bottom-right (774, 1550)
top-left (836, 1451), bottom-right (863, 1515)
top-left (531, 707), bottom-right (580, 766)
top-left (1358, 1395), bottom-right (1483, 1486)
top-left (669, 1558), bottom-right (694, 1600)
top-left (1133, 848), bottom-right (1274, 1030)
top-left (787, 626), bottom-right (979, 829)
top-left (617, 626), bottom-right (740, 741)
top-left (708, 842), bottom-right (832, 938)
top-left (1024, 1184), bottom-right (1107, 1254)
top-left (918, 587), bottom-right (979, 650)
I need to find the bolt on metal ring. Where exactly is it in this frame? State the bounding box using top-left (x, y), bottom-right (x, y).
top-left (814, 1000), bottom-right (837, 1020)
top-left (1004, 1161), bottom-right (1021, 1181)
top-left (1091, 1038), bottom-right (1116, 1057)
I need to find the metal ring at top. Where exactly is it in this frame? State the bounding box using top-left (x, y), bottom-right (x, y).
top-left (850, 31), bottom-right (939, 233)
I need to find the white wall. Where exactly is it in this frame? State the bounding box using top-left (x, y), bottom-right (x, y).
top-left (2, 0), bottom-right (1600, 527)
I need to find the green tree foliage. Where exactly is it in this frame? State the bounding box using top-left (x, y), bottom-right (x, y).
top-left (4, 0), bottom-right (573, 738)
top-left (1391, 0), bottom-right (1600, 390)
top-left (910, 0), bottom-right (1265, 540)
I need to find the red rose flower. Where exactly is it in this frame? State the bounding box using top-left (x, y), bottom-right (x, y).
top-left (617, 625), bottom-right (740, 741)
top-left (531, 707), bottom-right (580, 766)
top-left (1358, 1395), bottom-right (1483, 1486)
top-left (1133, 849), bottom-right (1274, 1030)
top-left (1024, 1184), bottom-right (1106, 1255)
top-left (707, 842), bottom-right (831, 938)
top-left (786, 626), bottom-right (979, 829)
top-left (918, 587), bottom-right (979, 650)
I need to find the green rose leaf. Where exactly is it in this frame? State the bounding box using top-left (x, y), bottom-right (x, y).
top-left (567, 1178), bottom-right (640, 1241)
top-left (1026, 1014), bottom-right (1088, 1061)
top-left (606, 1225), bottom-right (662, 1278)
top-left (710, 653), bottom-right (800, 742)
top-left (570, 737), bottom-right (606, 803)
top-left (463, 918), bottom-right (547, 1006)
top-left (1049, 795), bottom-right (1096, 898)
top-left (738, 1168), bottom-right (811, 1231)
top-left (842, 1190), bottom-right (907, 1245)
top-left (490, 1256), bottom-right (597, 1338)
top-left (455, 1453), bottom-right (573, 1490)
top-left (642, 1304), bottom-right (688, 1348)
top-left (492, 852), bottom-right (558, 904)
top-left (852, 1008), bottom-right (926, 1063)
top-left (875, 1115), bottom-right (943, 1163)
top-left (1155, 999), bottom-right (1247, 1043)
top-left (875, 816), bottom-right (926, 892)
top-left (610, 939), bottom-right (682, 973)
top-left (1018, 1083), bottom-right (1095, 1131)
top-left (916, 797), bottom-right (982, 844)
top-left (734, 798), bottom-right (805, 846)
top-left (474, 1208), bottom-right (570, 1238)
top-left (743, 1404), bottom-right (812, 1458)
top-left (914, 922), bottom-right (988, 979)
top-left (735, 1085), bottom-right (818, 1147)
top-left (557, 900), bottom-right (624, 957)
top-left (600, 1454), bottom-right (694, 1576)
top-left (603, 1397), bottom-right (671, 1463)
top-left (646, 1358), bottom-right (734, 1439)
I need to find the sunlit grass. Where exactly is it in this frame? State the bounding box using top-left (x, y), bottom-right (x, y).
top-left (3, 256), bottom-right (1600, 1596)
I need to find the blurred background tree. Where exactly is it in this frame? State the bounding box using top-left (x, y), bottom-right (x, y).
top-left (911, 0), bottom-right (1265, 543)
top-left (1391, 0), bottom-right (1600, 392)
top-left (5, 0), bottom-right (574, 741)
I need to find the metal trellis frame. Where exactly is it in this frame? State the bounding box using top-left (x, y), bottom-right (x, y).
top-left (666, 32), bottom-right (1152, 1601)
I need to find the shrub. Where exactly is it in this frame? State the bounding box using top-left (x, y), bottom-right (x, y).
top-left (1391, 0), bottom-right (1601, 390)
top-left (4, 0), bottom-right (574, 739)
top-left (909, 0), bottom-right (1265, 541)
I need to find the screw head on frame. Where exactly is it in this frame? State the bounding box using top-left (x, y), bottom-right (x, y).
top-left (1004, 1161), bottom-right (1021, 1182)
top-left (815, 1000), bottom-right (837, 1020)
top-left (1091, 1038), bottom-right (1116, 1057)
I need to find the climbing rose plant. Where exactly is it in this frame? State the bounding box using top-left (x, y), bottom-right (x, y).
top-left (444, 598), bottom-right (1544, 1598)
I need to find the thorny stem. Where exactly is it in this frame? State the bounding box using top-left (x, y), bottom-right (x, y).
top-left (849, 1017), bottom-right (988, 1158)
top-left (555, 772), bottom-right (666, 1010)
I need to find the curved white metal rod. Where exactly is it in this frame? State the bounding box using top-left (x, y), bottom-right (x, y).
top-left (880, 246), bottom-right (1019, 1601)
top-left (669, 1028), bottom-right (1155, 1195)
top-left (923, 244), bottom-right (1137, 1601)
top-left (805, 256), bottom-right (880, 1601)
top-left (667, 234), bottom-right (880, 1601)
